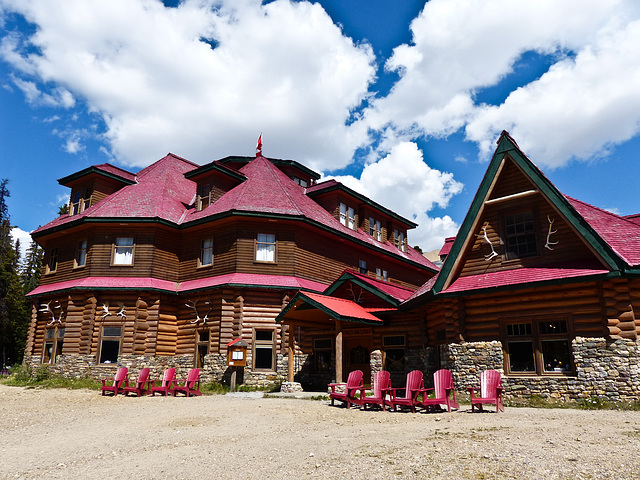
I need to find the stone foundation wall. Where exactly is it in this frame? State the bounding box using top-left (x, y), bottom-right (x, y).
top-left (441, 337), bottom-right (640, 402)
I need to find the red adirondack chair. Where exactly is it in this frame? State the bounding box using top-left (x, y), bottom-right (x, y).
top-left (122, 367), bottom-right (151, 397)
top-left (356, 370), bottom-right (391, 411)
top-left (150, 368), bottom-right (176, 396)
top-left (100, 367), bottom-right (128, 396)
top-left (172, 368), bottom-right (202, 397)
top-left (418, 369), bottom-right (460, 412)
top-left (328, 370), bottom-right (363, 409)
top-left (387, 370), bottom-right (424, 413)
top-left (467, 369), bottom-right (504, 413)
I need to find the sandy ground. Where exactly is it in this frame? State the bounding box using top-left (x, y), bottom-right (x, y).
top-left (1, 385), bottom-right (640, 480)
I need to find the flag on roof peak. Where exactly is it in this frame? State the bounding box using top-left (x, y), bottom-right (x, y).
top-left (256, 134), bottom-right (262, 157)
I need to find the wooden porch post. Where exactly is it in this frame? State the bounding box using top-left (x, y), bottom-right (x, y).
top-left (335, 319), bottom-right (343, 383)
top-left (288, 324), bottom-right (295, 382)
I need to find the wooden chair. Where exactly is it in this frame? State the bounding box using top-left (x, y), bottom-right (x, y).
top-left (100, 367), bottom-right (128, 396)
top-left (150, 368), bottom-right (176, 396)
top-left (172, 368), bottom-right (202, 397)
top-left (122, 367), bottom-right (151, 397)
top-left (467, 369), bottom-right (504, 413)
top-left (417, 369), bottom-right (460, 413)
top-left (328, 370), bottom-right (363, 409)
top-left (387, 370), bottom-right (424, 413)
top-left (356, 370), bottom-right (391, 411)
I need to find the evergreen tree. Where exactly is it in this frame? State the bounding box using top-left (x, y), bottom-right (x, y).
top-left (22, 239), bottom-right (43, 294)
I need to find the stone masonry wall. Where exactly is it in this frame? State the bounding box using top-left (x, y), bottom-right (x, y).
top-left (441, 337), bottom-right (640, 402)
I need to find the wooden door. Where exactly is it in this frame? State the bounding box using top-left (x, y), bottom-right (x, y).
top-left (343, 336), bottom-right (372, 387)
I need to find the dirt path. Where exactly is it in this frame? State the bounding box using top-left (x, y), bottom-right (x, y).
top-left (1, 384), bottom-right (639, 479)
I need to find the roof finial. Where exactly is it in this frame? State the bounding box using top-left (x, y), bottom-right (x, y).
top-left (256, 133), bottom-right (263, 157)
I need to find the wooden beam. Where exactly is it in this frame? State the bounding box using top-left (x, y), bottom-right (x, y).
top-left (484, 189), bottom-right (539, 205)
top-left (335, 319), bottom-right (343, 384)
top-left (288, 325), bottom-right (294, 382)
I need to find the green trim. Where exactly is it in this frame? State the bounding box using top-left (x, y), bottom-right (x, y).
top-left (217, 156), bottom-right (321, 180)
top-left (323, 272), bottom-right (401, 306)
top-left (307, 182), bottom-right (418, 228)
top-left (433, 132), bottom-right (625, 295)
top-left (58, 166), bottom-right (136, 186)
top-left (184, 162), bottom-right (247, 182)
top-left (275, 291), bottom-right (383, 325)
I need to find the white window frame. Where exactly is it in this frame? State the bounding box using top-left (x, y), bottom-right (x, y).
top-left (112, 237), bottom-right (134, 265)
top-left (255, 233), bottom-right (276, 263)
top-left (199, 237), bottom-right (214, 267)
top-left (74, 239), bottom-right (87, 268)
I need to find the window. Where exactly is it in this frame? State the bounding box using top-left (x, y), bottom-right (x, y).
top-left (47, 248), bottom-right (59, 274)
top-left (505, 318), bottom-right (571, 375)
top-left (253, 328), bottom-right (275, 370)
top-left (42, 326), bottom-right (65, 364)
top-left (376, 267), bottom-right (388, 281)
top-left (369, 217), bottom-right (382, 241)
top-left (313, 338), bottom-right (332, 373)
top-left (255, 233), bottom-right (276, 262)
top-left (339, 202), bottom-right (355, 229)
top-left (383, 335), bottom-right (405, 372)
top-left (112, 237), bottom-right (134, 265)
top-left (195, 330), bottom-right (210, 368)
top-left (70, 188), bottom-right (92, 215)
top-left (199, 237), bottom-right (213, 267)
top-left (293, 177), bottom-right (308, 187)
top-left (504, 210), bottom-right (537, 260)
top-left (75, 239), bottom-right (87, 268)
top-left (359, 259), bottom-right (367, 274)
top-left (393, 229), bottom-right (406, 252)
top-left (197, 183), bottom-right (212, 211)
top-left (99, 326), bottom-right (122, 364)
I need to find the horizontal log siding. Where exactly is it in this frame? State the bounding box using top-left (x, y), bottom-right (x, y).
top-left (149, 227), bottom-right (180, 281)
top-left (453, 281), bottom-right (605, 341)
top-left (488, 157), bottom-right (537, 200)
top-left (179, 222), bottom-right (238, 281)
top-left (459, 195), bottom-right (596, 278)
top-left (235, 224), bottom-right (295, 277)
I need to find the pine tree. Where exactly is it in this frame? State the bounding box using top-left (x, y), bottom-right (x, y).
top-left (22, 239), bottom-right (44, 294)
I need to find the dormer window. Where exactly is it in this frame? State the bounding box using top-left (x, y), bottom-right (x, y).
top-left (393, 229), bottom-right (406, 252)
top-left (197, 183), bottom-right (212, 211)
top-left (340, 202), bottom-right (355, 229)
top-left (293, 176), bottom-right (308, 187)
top-left (69, 187), bottom-right (92, 215)
top-left (369, 217), bottom-right (382, 241)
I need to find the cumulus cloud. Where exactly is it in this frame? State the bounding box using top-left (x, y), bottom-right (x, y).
top-left (0, 0), bottom-right (375, 170)
top-left (331, 141), bottom-right (462, 250)
top-left (10, 227), bottom-right (32, 260)
top-left (360, 0), bottom-right (640, 168)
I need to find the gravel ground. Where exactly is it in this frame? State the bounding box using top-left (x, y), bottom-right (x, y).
top-left (1, 384), bottom-right (640, 479)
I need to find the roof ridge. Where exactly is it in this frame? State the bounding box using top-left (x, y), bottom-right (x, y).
top-left (566, 195), bottom-right (640, 227)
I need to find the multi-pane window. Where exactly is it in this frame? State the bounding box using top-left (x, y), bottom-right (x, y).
top-left (505, 318), bottom-right (571, 374)
top-left (383, 335), bottom-right (405, 372)
top-left (293, 177), bottom-right (308, 187)
top-left (339, 202), bottom-right (355, 229)
top-left (75, 239), bottom-right (87, 268)
top-left (197, 183), bottom-right (212, 211)
top-left (504, 211), bottom-right (537, 260)
top-left (199, 237), bottom-right (213, 267)
top-left (47, 248), bottom-right (59, 274)
top-left (253, 329), bottom-right (275, 370)
top-left (369, 217), bottom-right (382, 241)
top-left (393, 229), bottom-right (406, 251)
top-left (70, 188), bottom-right (92, 215)
top-left (112, 237), bottom-right (134, 265)
top-left (376, 268), bottom-right (388, 282)
top-left (255, 233), bottom-right (276, 262)
top-left (359, 259), bottom-right (367, 275)
top-left (99, 326), bottom-right (122, 364)
top-left (313, 338), bottom-right (332, 373)
top-left (43, 326), bottom-right (65, 364)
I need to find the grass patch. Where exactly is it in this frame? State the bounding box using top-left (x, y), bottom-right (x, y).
top-left (1, 364), bottom-right (101, 390)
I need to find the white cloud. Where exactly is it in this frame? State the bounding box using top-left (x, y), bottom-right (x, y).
top-left (359, 0), bottom-right (640, 168)
top-left (331, 141), bottom-right (462, 250)
top-left (10, 227), bottom-right (32, 260)
top-left (0, 0), bottom-right (375, 171)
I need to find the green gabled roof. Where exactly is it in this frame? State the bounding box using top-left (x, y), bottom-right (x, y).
top-left (217, 155), bottom-right (321, 180)
top-left (184, 161), bottom-right (247, 182)
top-left (432, 131), bottom-right (626, 294)
top-left (58, 165), bottom-right (137, 186)
top-left (323, 271), bottom-right (410, 306)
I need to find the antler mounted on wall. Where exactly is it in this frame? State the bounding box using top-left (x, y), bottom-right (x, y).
top-left (478, 224), bottom-right (499, 261)
top-left (185, 299), bottom-right (212, 325)
top-left (347, 284), bottom-right (364, 304)
top-left (99, 301), bottom-right (127, 320)
top-left (545, 215), bottom-right (559, 250)
top-left (39, 300), bottom-right (65, 326)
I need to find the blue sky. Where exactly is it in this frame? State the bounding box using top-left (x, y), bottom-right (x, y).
top-left (2, 0), bottom-right (640, 255)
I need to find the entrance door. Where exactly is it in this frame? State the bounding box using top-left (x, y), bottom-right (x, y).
top-left (343, 336), bottom-right (372, 387)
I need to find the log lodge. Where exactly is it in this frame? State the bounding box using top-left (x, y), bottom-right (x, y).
top-left (26, 132), bottom-right (640, 401)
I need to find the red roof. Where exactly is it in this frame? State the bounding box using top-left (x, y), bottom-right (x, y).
top-left (92, 163), bottom-right (137, 183)
top-left (27, 273), bottom-right (327, 297)
top-left (439, 237), bottom-right (456, 256)
top-left (443, 262), bottom-right (608, 294)
top-left (567, 196), bottom-right (640, 266)
top-left (338, 270), bottom-right (416, 302)
top-left (302, 292), bottom-right (383, 323)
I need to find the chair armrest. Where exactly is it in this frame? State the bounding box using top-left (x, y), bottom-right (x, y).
top-left (101, 379), bottom-right (107, 387)
top-left (327, 382), bottom-right (345, 394)
top-left (496, 386), bottom-right (504, 395)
